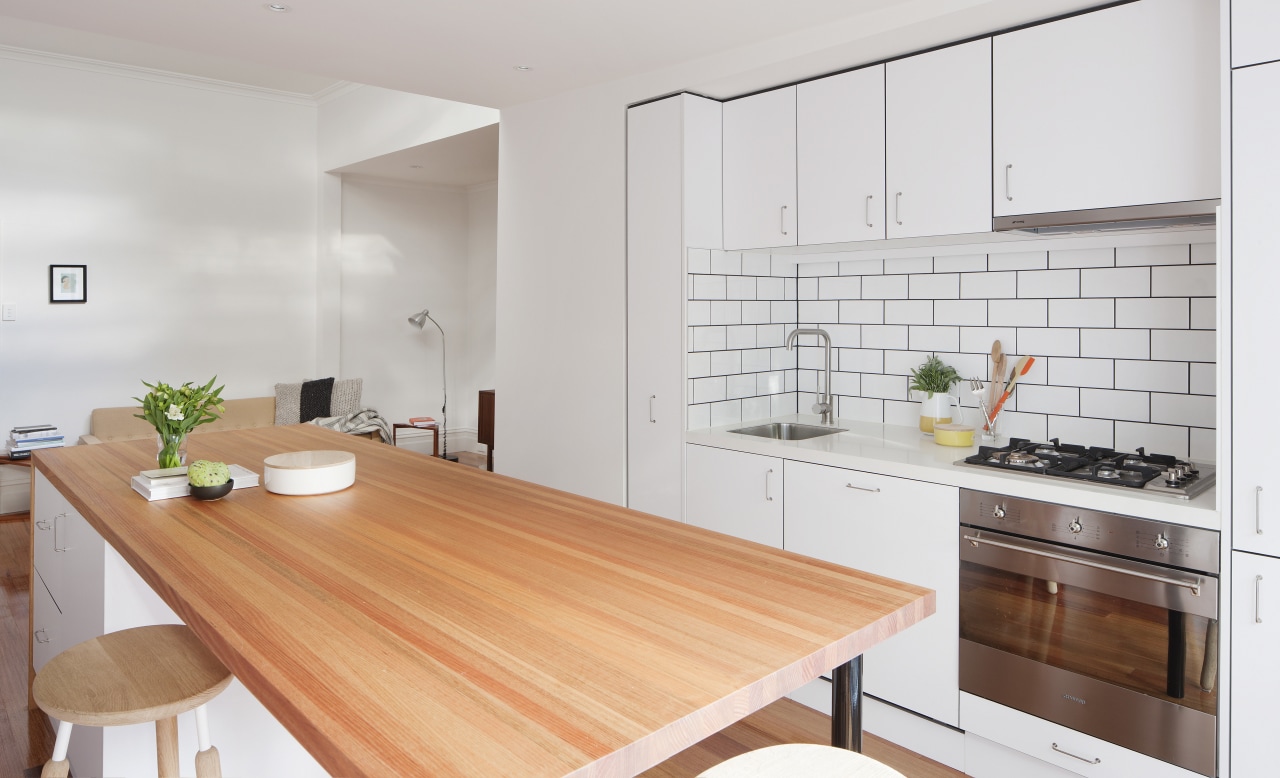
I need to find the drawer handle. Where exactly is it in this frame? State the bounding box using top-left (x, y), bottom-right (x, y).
top-left (649, 395), bottom-right (656, 424)
top-left (1051, 743), bottom-right (1100, 765)
top-left (780, 205), bottom-right (789, 236)
top-left (54, 513), bottom-right (67, 553)
top-left (845, 483), bottom-right (880, 493)
top-left (765, 468), bottom-right (775, 502)
top-left (34, 628), bottom-right (50, 644)
top-left (865, 194), bottom-right (873, 228)
top-left (1257, 486), bottom-right (1264, 535)
top-left (1005, 163), bottom-right (1014, 201)
top-left (36, 519), bottom-right (52, 531)
top-left (894, 192), bottom-right (903, 225)
top-left (1257, 575), bottom-right (1264, 624)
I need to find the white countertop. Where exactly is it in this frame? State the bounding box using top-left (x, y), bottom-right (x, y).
top-left (686, 414), bottom-right (1220, 530)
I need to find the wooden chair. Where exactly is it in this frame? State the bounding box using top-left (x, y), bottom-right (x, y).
top-left (698, 743), bottom-right (906, 777)
top-left (32, 624), bottom-right (233, 778)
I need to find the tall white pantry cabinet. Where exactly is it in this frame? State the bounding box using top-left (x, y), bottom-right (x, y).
top-left (626, 94), bottom-right (721, 521)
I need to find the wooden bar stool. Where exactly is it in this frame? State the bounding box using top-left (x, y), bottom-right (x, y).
top-left (698, 743), bottom-right (907, 777)
top-left (32, 624), bottom-right (233, 778)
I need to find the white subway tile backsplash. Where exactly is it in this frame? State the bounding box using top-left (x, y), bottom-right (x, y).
top-left (1116, 244), bottom-right (1188, 267)
top-left (1190, 242), bottom-right (1216, 265)
top-left (990, 299), bottom-right (1047, 328)
top-left (1049, 299), bottom-right (1114, 328)
top-left (1048, 357), bottom-right (1114, 388)
top-left (883, 400), bottom-right (920, 428)
top-left (710, 350), bottom-right (743, 376)
top-left (757, 277), bottom-right (785, 300)
top-left (935, 300), bottom-right (987, 326)
top-left (1115, 422), bottom-right (1188, 459)
top-left (1153, 265), bottom-right (1215, 298)
top-left (885, 300), bottom-right (935, 325)
top-left (1081, 389), bottom-right (1149, 422)
top-left (863, 373), bottom-right (909, 401)
top-left (797, 345), bottom-right (827, 371)
top-left (1190, 298), bottom-right (1215, 330)
top-left (741, 300), bottom-right (771, 325)
top-left (1152, 393), bottom-right (1215, 428)
top-left (692, 326), bottom-right (727, 352)
top-left (798, 300), bottom-right (839, 323)
top-left (995, 411), bottom-right (1048, 442)
top-left (1115, 298), bottom-right (1188, 329)
top-left (741, 253), bottom-right (772, 276)
top-left (771, 347), bottom-right (797, 370)
top-left (770, 393), bottom-right (798, 416)
top-left (863, 275), bottom-right (909, 299)
top-left (910, 273), bottom-right (960, 299)
top-left (742, 395), bottom-right (772, 423)
top-left (726, 374), bottom-right (756, 400)
top-left (798, 261), bottom-right (840, 277)
top-left (1152, 329), bottom-right (1215, 362)
top-left (863, 325), bottom-right (909, 350)
top-left (688, 352), bottom-right (711, 379)
top-left (1114, 360), bottom-right (1188, 394)
top-left (831, 371), bottom-right (861, 396)
top-left (1047, 415), bottom-right (1114, 447)
top-left (1081, 267), bottom-right (1150, 298)
top-left (959, 326), bottom-right (1017, 355)
top-left (727, 276), bottom-right (758, 300)
top-left (883, 350), bottom-right (929, 377)
top-left (841, 258), bottom-right (883, 275)
top-left (687, 248), bottom-right (712, 274)
top-left (1049, 247), bottom-right (1115, 269)
top-left (1190, 363), bottom-right (1216, 396)
top-left (798, 277), bottom-right (818, 300)
top-left (785, 371), bottom-right (798, 392)
top-left (726, 325), bottom-right (757, 350)
top-left (742, 348), bottom-right (772, 374)
top-left (961, 271), bottom-right (1017, 299)
top-left (693, 275), bottom-right (727, 300)
top-left (709, 400), bottom-right (742, 427)
top-left (756, 324), bottom-right (786, 349)
top-left (1080, 328), bottom-right (1149, 360)
top-left (1018, 269), bottom-right (1080, 299)
top-left (693, 376), bottom-right (727, 404)
top-left (1190, 428), bottom-right (1215, 462)
top-left (839, 349), bottom-right (884, 373)
top-left (1016, 385), bottom-right (1080, 416)
top-left (885, 257), bottom-right (932, 274)
top-left (784, 277), bottom-right (798, 299)
top-left (710, 250), bottom-right (742, 275)
top-left (773, 258), bottom-right (799, 278)
top-left (909, 326), bottom-right (960, 353)
top-left (687, 403), bottom-right (711, 430)
top-left (989, 251), bottom-right (1048, 271)
top-left (825, 324), bottom-right (861, 349)
top-left (820, 276), bottom-right (861, 300)
top-left (839, 396), bottom-right (884, 422)
top-left (688, 300), bottom-right (711, 326)
top-left (710, 301), bottom-right (742, 325)
top-left (840, 300), bottom-right (885, 324)
top-left (934, 254), bottom-right (987, 273)
top-left (772, 301), bottom-right (798, 324)
top-left (1018, 328), bottom-right (1080, 357)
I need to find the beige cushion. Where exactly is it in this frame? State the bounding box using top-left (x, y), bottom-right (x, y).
top-left (84, 397), bottom-right (277, 444)
top-left (698, 744), bottom-right (906, 778)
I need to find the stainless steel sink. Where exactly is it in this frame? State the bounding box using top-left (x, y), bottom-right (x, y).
top-left (729, 422), bottom-right (846, 441)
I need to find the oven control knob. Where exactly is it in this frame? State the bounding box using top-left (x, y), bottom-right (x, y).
top-left (1068, 518), bottom-right (1083, 534)
top-left (992, 505), bottom-right (1005, 519)
top-left (1155, 533), bottom-right (1170, 550)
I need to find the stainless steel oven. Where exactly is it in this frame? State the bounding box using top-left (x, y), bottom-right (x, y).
top-left (958, 490), bottom-right (1219, 777)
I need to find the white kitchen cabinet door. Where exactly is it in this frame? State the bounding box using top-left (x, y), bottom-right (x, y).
top-left (784, 460), bottom-right (959, 726)
top-left (993, 0), bottom-right (1219, 217)
top-left (31, 568), bottom-right (62, 673)
top-left (685, 444), bottom-right (783, 548)
top-left (798, 66), bottom-right (886, 245)
top-left (1232, 62), bottom-right (1280, 556)
top-left (723, 86), bottom-right (797, 250)
top-left (1231, 551), bottom-right (1280, 776)
top-left (885, 38), bottom-right (991, 240)
top-left (1233, 0), bottom-right (1280, 68)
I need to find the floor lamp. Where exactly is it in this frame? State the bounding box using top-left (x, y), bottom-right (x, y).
top-left (407, 308), bottom-right (452, 461)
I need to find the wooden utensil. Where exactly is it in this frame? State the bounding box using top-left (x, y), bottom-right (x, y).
top-left (991, 355), bottom-right (1035, 419)
top-left (989, 341), bottom-right (1003, 408)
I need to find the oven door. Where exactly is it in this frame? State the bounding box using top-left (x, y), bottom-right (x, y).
top-left (958, 526), bottom-right (1218, 777)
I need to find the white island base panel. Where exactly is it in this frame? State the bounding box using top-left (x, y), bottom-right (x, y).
top-left (56, 540), bottom-right (329, 778)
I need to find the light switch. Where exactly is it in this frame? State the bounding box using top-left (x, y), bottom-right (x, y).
top-left (1, 304), bottom-right (14, 321)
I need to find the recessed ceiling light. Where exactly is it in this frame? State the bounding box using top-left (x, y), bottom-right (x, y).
top-left (264, 3), bottom-right (290, 12)
top-left (513, 65), bottom-right (532, 71)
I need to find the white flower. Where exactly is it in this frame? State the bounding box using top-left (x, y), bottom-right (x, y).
top-left (165, 404), bottom-right (185, 421)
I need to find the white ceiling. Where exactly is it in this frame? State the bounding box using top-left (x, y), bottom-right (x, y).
top-left (0, 0), bottom-right (1101, 108)
top-left (333, 123), bottom-right (500, 187)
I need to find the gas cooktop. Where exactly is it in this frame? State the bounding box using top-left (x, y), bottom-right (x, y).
top-left (955, 438), bottom-right (1215, 499)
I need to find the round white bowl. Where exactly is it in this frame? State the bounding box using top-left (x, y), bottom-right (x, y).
top-left (263, 450), bottom-right (356, 495)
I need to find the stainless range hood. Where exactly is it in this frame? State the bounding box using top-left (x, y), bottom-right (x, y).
top-left (993, 199), bottom-right (1219, 235)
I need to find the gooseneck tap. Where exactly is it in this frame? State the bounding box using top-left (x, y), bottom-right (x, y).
top-left (785, 327), bottom-right (833, 424)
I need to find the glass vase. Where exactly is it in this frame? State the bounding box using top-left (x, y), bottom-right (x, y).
top-left (156, 432), bottom-right (188, 469)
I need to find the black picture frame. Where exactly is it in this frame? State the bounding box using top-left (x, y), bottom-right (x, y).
top-left (50, 265), bottom-right (87, 304)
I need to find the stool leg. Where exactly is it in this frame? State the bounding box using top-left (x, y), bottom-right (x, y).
top-left (156, 716), bottom-right (180, 778)
top-left (41, 720), bottom-right (73, 777)
top-left (194, 703), bottom-right (223, 778)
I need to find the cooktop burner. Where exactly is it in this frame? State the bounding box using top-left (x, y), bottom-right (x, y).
top-left (956, 438), bottom-right (1215, 499)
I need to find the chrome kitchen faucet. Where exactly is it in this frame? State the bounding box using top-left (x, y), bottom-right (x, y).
top-left (785, 327), bottom-right (833, 424)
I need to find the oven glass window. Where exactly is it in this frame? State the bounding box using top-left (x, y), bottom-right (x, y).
top-left (960, 560), bottom-right (1216, 715)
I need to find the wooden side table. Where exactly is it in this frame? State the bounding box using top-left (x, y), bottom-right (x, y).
top-left (1, 456), bottom-right (32, 523)
top-left (477, 390), bottom-right (495, 472)
top-left (391, 424), bottom-right (439, 457)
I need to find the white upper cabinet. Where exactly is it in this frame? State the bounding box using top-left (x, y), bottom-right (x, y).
top-left (723, 86), bottom-right (798, 250)
top-left (886, 38), bottom-right (993, 239)
top-left (1233, 0), bottom-right (1280, 68)
top-left (993, 0), bottom-right (1219, 217)
top-left (797, 66), bottom-right (886, 245)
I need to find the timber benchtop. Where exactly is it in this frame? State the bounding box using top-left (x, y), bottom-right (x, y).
top-left (34, 425), bottom-right (933, 778)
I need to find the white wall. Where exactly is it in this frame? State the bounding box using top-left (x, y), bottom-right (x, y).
top-left (0, 53), bottom-right (319, 442)
top-left (465, 182), bottom-right (498, 406)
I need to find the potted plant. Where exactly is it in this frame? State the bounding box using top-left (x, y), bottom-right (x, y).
top-left (909, 354), bottom-right (960, 434)
top-left (134, 377), bottom-right (226, 468)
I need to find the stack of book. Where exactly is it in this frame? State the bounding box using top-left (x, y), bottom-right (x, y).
top-left (408, 416), bottom-right (438, 428)
top-left (130, 464), bottom-right (261, 501)
top-left (6, 424), bottom-right (65, 459)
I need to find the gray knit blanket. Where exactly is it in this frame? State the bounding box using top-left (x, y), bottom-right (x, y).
top-left (309, 408), bottom-right (392, 443)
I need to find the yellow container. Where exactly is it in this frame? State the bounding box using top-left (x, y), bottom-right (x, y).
top-left (933, 423), bottom-right (975, 447)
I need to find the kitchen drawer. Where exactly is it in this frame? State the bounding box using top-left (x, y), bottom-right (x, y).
top-left (961, 693), bottom-right (1206, 778)
top-left (31, 567), bottom-right (62, 672)
top-left (32, 471), bottom-right (74, 608)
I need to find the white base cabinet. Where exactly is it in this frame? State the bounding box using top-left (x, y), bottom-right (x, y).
top-left (1232, 0), bottom-right (1280, 68)
top-left (685, 444), bottom-right (783, 548)
top-left (1229, 551), bottom-right (1280, 777)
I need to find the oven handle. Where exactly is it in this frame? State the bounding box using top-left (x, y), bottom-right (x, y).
top-left (963, 533), bottom-right (1202, 596)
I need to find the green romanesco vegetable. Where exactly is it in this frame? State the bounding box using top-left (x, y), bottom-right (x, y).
top-left (188, 460), bottom-right (230, 488)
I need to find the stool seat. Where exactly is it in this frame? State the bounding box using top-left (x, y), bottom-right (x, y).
top-left (34, 624), bottom-right (232, 727)
top-left (698, 743), bottom-right (907, 778)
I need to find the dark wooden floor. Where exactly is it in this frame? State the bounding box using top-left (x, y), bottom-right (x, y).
top-left (0, 508), bottom-right (959, 778)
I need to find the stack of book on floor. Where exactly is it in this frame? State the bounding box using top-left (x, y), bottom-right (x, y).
top-left (408, 416), bottom-right (438, 428)
top-left (6, 424), bottom-right (65, 459)
top-left (130, 464), bottom-right (261, 501)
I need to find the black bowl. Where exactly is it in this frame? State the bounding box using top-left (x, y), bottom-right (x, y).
top-left (189, 478), bottom-right (233, 501)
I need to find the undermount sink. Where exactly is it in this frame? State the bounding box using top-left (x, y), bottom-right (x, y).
top-left (729, 423), bottom-right (847, 441)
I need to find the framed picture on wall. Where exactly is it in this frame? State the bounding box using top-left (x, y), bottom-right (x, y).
top-left (50, 265), bottom-right (87, 303)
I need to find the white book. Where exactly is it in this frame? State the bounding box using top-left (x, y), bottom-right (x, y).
top-left (130, 464), bottom-right (261, 501)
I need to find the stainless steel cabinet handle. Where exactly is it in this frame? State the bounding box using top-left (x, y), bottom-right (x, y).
top-left (780, 205), bottom-right (788, 236)
top-left (1257, 486), bottom-right (1264, 535)
top-left (845, 483), bottom-right (881, 493)
top-left (1005, 164), bottom-right (1014, 201)
top-left (964, 532), bottom-right (1202, 595)
top-left (865, 194), bottom-right (873, 228)
top-left (36, 519), bottom-right (52, 531)
top-left (894, 192), bottom-right (903, 225)
top-left (1051, 743), bottom-right (1100, 765)
top-left (648, 395), bottom-right (656, 424)
top-left (53, 513), bottom-right (67, 553)
top-left (765, 468), bottom-right (774, 502)
top-left (1257, 575), bottom-right (1264, 624)
top-left (34, 628), bottom-right (50, 644)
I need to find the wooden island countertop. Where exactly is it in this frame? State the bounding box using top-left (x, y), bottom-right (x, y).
top-left (34, 425), bottom-right (933, 777)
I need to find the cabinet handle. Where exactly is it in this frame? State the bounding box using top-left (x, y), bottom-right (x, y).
top-left (1051, 743), bottom-right (1100, 765)
top-left (765, 468), bottom-right (774, 502)
top-left (865, 194), bottom-right (873, 228)
top-left (34, 628), bottom-right (50, 644)
top-left (53, 513), bottom-right (66, 553)
top-left (780, 205), bottom-right (788, 236)
top-left (1005, 163), bottom-right (1014, 201)
top-left (894, 192), bottom-right (903, 226)
top-left (1257, 486), bottom-right (1264, 535)
top-left (845, 483), bottom-right (881, 493)
top-left (648, 395), bottom-right (656, 424)
top-left (36, 519), bottom-right (52, 531)
top-left (1257, 575), bottom-right (1264, 624)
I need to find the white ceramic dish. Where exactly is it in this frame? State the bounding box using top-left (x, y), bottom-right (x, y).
top-left (263, 450), bottom-right (356, 495)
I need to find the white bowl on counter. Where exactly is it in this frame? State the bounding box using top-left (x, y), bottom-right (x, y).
top-left (263, 450), bottom-right (356, 495)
